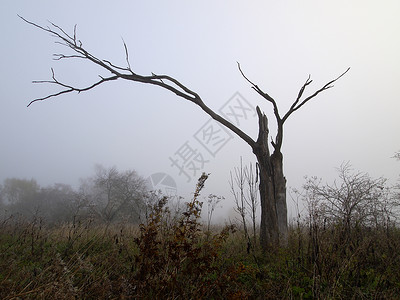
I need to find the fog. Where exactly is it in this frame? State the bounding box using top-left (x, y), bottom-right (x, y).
top-left (1, 1), bottom-right (399, 222)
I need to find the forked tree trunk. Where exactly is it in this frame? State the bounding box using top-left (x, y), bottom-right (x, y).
top-left (253, 107), bottom-right (287, 248)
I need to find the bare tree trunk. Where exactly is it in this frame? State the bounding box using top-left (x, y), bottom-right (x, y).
top-left (252, 107), bottom-right (288, 248)
top-left (255, 151), bottom-right (288, 249)
top-left (252, 107), bottom-right (277, 248)
top-left (257, 160), bottom-right (279, 248)
top-left (254, 148), bottom-right (288, 249)
top-left (271, 151), bottom-right (288, 245)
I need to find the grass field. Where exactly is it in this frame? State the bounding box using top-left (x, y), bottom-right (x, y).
top-left (1, 194), bottom-right (400, 299)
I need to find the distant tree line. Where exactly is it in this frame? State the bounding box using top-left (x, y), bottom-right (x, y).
top-left (0, 165), bottom-right (152, 225)
top-left (1, 157), bottom-right (398, 233)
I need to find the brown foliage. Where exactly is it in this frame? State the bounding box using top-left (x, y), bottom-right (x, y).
top-left (132, 173), bottom-right (238, 298)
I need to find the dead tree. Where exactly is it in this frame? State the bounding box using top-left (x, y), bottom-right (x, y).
top-left (22, 17), bottom-right (349, 249)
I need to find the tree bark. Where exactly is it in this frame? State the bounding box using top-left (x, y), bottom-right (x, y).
top-left (253, 107), bottom-right (287, 248)
top-left (271, 151), bottom-right (288, 245)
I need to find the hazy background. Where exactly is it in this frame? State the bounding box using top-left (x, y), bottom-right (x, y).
top-left (1, 1), bottom-right (399, 221)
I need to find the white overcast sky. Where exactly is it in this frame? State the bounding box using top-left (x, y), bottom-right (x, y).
top-left (1, 1), bottom-right (399, 219)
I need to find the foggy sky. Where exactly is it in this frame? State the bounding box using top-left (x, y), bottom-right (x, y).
top-left (1, 1), bottom-right (399, 220)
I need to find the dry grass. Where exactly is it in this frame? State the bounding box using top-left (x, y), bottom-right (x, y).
top-left (1, 190), bottom-right (400, 299)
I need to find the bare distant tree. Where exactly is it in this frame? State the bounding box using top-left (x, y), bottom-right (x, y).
top-left (0, 184), bottom-right (3, 209)
top-left (246, 162), bottom-right (259, 243)
top-left (40, 183), bottom-right (77, 224)
top-left (1, 178), bottom-right (39, 205)
top-left (394, 151), bottom-right (400, 161)
top-left (22, 17), bottom-right (349, 248)
top-left (302, 163), bottom-right (397, 237)
top-left (393, 151), bottom-right (400, 215)
top-left (230, 159), bottom-right (259, 250)
top-left (83, 165), bottom-right (148, 224)
top-left (205, 194), bottom-right (223, 234)
top-left (230, 158), bottom-right (250, 243)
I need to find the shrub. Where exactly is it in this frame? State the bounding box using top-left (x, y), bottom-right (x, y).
top-left (132, 173), bottom-right (239, 298)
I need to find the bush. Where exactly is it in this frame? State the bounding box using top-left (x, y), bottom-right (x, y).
top-left (132, 173), bottom-right (239, 298)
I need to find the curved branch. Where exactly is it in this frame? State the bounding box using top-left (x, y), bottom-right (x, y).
top-left (22, 17), bottom-right (255, 147)
top-left (237, 62), bottom-right (281, 122)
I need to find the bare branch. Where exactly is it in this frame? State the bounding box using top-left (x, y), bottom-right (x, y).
top-left (237, 62), bottom-right (259, 90)
top-left (48, 20), bottom-right (75, 42)
top-left (289, 75), bottom-right (312, 112)
top-left (53, 54), bottom-right (86, 60)
top-left (22, 18), bottom-right (256, 147)
top-left (237, 62), bottom-right (277, 103)
top-left (282, 67), bottom-right (350, 123)
top-left (102, 59), bottom-right (132, 72)
top-left (122, 38), bottom-right (133, 72)
top-left (27, 73), bottom-right (119, 107)
top-left (73, 24), bottom-right (77, 45)
top-left (237, 62), bottom-right (281, 121)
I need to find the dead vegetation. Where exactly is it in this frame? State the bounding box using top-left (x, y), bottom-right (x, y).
top-left (1, 172), bottom-right (400, 299)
